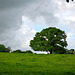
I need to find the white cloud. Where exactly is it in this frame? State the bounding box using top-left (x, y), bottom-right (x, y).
top-left (3, 21), bottom-right (36, 50)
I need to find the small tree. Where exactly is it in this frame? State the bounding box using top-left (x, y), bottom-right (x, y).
top-left (12, 49), bottom-right (22, 53)
top-left (30, 27), bottom-right (68, 54)
top-left (24, 50), bottom-right (33, 54)
top-left (6, 47), bottom-right (11, 52)
top-left (70, 49), bottom-right (74, 54)
top-left (0, 44), bottom-right (10, 52)
top-left (0, 44), bottom-right (6, 52)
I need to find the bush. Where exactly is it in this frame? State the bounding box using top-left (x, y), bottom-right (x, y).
top-left (12, 50), bottom-right (22, 53)
top-left (24, 50), bottom-right (33, 54)
top-left (0, 44), bottom-right (10, 52)
top-left (66, 49), bottom-right (75, 54)
top-left (54, 47), bottom-right (66, 54)
top-left (12, 50), bottom-right (33, 54)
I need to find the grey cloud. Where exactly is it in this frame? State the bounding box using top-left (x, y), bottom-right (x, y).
top-left (0, 0), bottom-right (37, 11)
top-left (1, 24), bottom-right (36, 50)
top-left (0, 0), bottom-right (75, 50)
top-left (0, 0), bottom-right (59, 33)
top-left (23, 0), bottom-right (59, 25)
top-left (0, 10), bottom-right (22, 33)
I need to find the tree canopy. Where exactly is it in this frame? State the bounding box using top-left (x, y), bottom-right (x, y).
top-left (30, 27), bottom-right (68, 54)
top-left (0, 44), bottom-right (11, 52)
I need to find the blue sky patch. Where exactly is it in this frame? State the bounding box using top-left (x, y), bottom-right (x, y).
top-left (34, 25), bottom-right (47, 32)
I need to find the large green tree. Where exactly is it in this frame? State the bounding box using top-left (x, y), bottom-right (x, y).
top-left (30, 27), bottom-right (68, 54)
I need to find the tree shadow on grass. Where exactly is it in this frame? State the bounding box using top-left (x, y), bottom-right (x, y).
top-left (64, 71), bottom-right (75, 75)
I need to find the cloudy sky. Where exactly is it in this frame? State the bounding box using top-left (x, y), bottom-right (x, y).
top-left (0, 0), bottom-right (75, 51)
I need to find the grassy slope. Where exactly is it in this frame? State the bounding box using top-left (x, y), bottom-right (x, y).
top-left (0, 53), bottom-right (75, 75)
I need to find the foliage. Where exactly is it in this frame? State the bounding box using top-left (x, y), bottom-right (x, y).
top-left (66, 49), bottom-right (75, 54)
top-left (54, 47), bottom-right (66, 54)
top-left (12, 49), bottom-right (22, 53)
top-left (12, 50), bottom-right (33, 54)
top-left (6, 47), bottom-right (11, 52)
top-left (70, 49), bottom-right (75, 54)
top-left (0, 53), bottom-right (75, 75)
top-left (0, 44), bottom-right (10, 52)
top-left (24, 50), bottom-right (33, 54)
top-left (30, 27), bottom-right (68, 54)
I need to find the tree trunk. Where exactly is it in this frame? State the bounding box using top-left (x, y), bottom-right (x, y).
top-left (50, 51), bottom-right (52, 54)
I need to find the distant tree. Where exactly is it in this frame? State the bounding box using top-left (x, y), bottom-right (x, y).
top-left (70, 49), bottom-right (74, 54)
top-left (0, 44), bottom-right (6, 52)
top-left (6, 47), bottom-right (12, 52)
top-left (12, 49), bottom-right (22, 53)
top-left (30, 27), bottom-right (68, 54)
top-left (65, 49), bottom-right (69, 54)
top-left (24, 50), bottom-right (33, 54)
top-left (0, 44), bottom-right (10, 52)
top-left (73, 50), bottom-right (75, 54)
top-left (65, 49), bottom-right (75, 54)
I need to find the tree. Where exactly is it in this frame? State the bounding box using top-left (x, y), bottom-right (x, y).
top-left (12, 49), bottom-right (22, 53)
top-left (30, 27), bottom-right (68, 54)
top-left (6, 47), bottom-right (12, 52)
top-left (0, 44), bottom-right (6, 52)
top-left (70, 49), bottom-right (74, 54)
top-left (0, 44), bottom-right (10, 52)
top-left (24, 50), bottom-right (33, 54)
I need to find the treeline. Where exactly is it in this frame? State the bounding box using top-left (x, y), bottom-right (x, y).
top-left (53, 49), bottom-right (75, 54)
top-left (0, 44), bottom-right (75, 54)
top-left (0, 44), bottom-right (11, 52)
top-left (12, 50), bottom-right (33, 54)
top-left (0, 44), bottom-right (33, 54)
top-left (66, 49), bottom-right (75, 54)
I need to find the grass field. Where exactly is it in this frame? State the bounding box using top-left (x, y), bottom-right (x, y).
top-left (0, 53), bottom-right (75, 75)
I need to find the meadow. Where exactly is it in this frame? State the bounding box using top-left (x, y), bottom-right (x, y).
top-left (0, 53), bottom-right (75, 75)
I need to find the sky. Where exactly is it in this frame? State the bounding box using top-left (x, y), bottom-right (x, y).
top-left (0, 0), bottom-right (75, 52)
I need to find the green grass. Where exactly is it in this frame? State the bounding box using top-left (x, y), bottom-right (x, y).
top-left (0, 53), bottom-right (75, 75)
